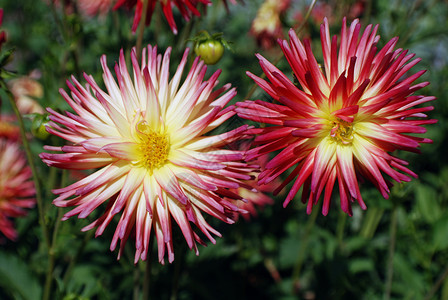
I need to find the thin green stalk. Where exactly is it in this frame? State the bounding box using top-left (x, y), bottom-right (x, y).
top-left (170, 242), bottom-right (186, 300)
top-left (136, 0), bottom-right (149, 60)
top-left (292, 206), bottom-right (319, 293)
top-left (133, 265), bottom-right (141, 300)
top-left (43, 207), bottom-right (63, 300)
top-left (62, 229), bottom-right (95, 287)
top-left (294, 0), bottom-right (317, 36)
top-left (1, 82), bottom-right (49, 248)
top-left (45, 165), bottom-right (58, 202)
top-left (43, 169), bottom-right (67, 300)
top-left (423, 262), bottom-right (448, 300)
top-left (363, 0), bottom-right (373, 25)
top-left (1, 81), bottom-right (52, 299)
top-left (336, 210), bottom-right (347, 249)
top-left (142, 235), bottom-right (154, 300)
top-left (383, 207), bottom-right (398, 300)
top-left (49, 0), bottom-right (68, 42)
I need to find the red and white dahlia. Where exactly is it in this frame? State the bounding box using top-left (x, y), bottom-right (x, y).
top-left (114, 0), bottom-right (211, 34)
top-left (0, 140), bottom-right (35, 241)
top-left (237, 18), bottom-right (436, 216)
top-left (40, 45), bottom-right (252, 263)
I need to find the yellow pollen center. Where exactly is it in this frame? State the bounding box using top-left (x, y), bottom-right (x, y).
top-left (330, 118), bottom-right (354, 145)
top-left (138, 128), bottom-right (170, 172)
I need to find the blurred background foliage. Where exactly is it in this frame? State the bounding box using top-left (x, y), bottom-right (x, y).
top-left (1, 0), bottom-right (448, 299)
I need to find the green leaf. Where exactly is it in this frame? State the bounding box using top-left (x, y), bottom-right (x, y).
top-left (0, 251), bottom-right (42, 300)
top-left (359, 207), bottom-right (385, 239)
top-left (416, 183), bottom-right (441, 223)
top-left (433, 218), bottom-right (448, 251)
top-left (348, 258), bottom-right (374, 274)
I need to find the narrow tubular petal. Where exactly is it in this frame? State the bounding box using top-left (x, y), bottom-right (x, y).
top-left (41, 44), bottom-right (249, 263)
top-left (237, 18), bottom-right (435, 215)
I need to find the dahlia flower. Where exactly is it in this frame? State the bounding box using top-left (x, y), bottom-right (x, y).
top-left (0, 140), bottom-right (35, 241)
top-left (8, 77), bottom-right (45, 115)
top-left (114, 0), bottom-right (211, 34)
top-left (237, 18), bottom-right (436, 215)
top-left (0, 115), bottom-right (20, 141)
top-left (250, 0), bottom-right (290, 50)
top-left (40, 45), bottom-right (252, 263)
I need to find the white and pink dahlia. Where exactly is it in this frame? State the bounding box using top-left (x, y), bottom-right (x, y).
top-left (237, 18), bottom-right (436, 216)
top-left (0, 140), bottom-right (35, 241)
top-left (40, 45), bottom-right (252, 263)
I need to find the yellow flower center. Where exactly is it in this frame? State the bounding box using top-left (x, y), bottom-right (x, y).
top-left (330, 118), bottom-right (354, 145)
top-left (137, 125), bottom-right (170, 172)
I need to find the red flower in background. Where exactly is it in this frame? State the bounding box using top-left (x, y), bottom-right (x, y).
top-left (0, 8), bottom-right (6, 50)
top-left (237, 18), bottom-right (436, 215)
top-left (0, 141), bottom-right (35, 241)
top-left (0, 115), bottom-right (20, 141)
top-left (114, 0), bottom-right (211, 34)
top-left (250, 0), bottom-right (290, 50)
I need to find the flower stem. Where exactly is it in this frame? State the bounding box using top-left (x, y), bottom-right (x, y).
top-left (292, 206), bottom-right (319, 294)
top-left (43, 207), bottom-right (63, 300)
top-left (133, 264), bottom-right (141, 300)
top-left (294, 0), bottom-right (317, 36)
top-left (1, 82), bottom-right (48, 246)
top-left (170, 240), bottom-right (188, 300)
top-left (43, 170), bottom-right (67, 300)
top-left (423, 262), bottom-right (448, 300)
top-left (336, 209), bottom-right (347, 249)
top-left (136, 0), bottom-right (149, 60)
top-left (62, 229), bottom-right (95, 287)
top-left (1, 80), bottom-right (52, 299)
top-left (383, 206), bottom-right (398, 300)
top-left (142, 235), bottom-right (154, 300)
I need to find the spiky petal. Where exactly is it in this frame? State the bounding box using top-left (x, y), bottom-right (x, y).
top-left (114, 0), bottom-right (211, 34)
top-left (0, 141), bottom-right (35, 241)
top-left (41, 45), bottom-right (251, 264)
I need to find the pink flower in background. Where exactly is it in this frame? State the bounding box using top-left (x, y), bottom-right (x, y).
top-left (8, 77), bottom-right (45, 115)
top-left (0, 141), bottom-right (35, 241)
top-left (250, 0), bottom-right (290, 50)
top-left (77, 0), bottom-right (113, 17)
top-left (40, 45), bottom-right (252, 263)
top-left (237, 18), bottom-right (436, 215)
top-left (0, 115), bottom-right (20, 141)
top-left (114, 0), bottom-right (211, 34)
